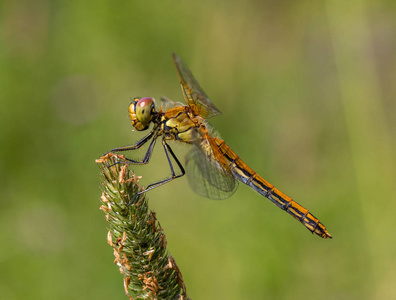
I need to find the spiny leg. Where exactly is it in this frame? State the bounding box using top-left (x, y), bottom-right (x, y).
top-left (121, 136), bottom-right (157, 165)
top-left (104, 131), bottom-right (157, 167)
top-left (103, 130), bottom-right (155, 156)
top-left (130, 138), bottom-right (185, 204)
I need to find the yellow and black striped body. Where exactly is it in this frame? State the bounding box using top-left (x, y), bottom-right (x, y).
top-left (212, 137), bottom-right (332, 239)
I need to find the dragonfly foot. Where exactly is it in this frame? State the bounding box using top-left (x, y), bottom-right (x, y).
top-left (127, 191), bottom-right (145, 206)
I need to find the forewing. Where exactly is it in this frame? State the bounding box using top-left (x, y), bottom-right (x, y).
top-left (172, 53), bottom-right (222, 119)
top-left (185, 145), bottom-right (238, 200)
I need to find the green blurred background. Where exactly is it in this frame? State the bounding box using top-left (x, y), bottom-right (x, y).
top-left (1, 1), bottom-right (396, 299)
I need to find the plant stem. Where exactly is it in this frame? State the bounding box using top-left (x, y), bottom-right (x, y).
top-left (96, 153), bottom-right (189, 300)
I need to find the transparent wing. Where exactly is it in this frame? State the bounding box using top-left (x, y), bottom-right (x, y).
top-left (185, 144), bottom-right (238, 200)
top-left (159, 96), bottom-right (184, 111)
top-left (160, 95), bottom-right (175, 107)
top-left (172, 53), bottom-right (222, 119)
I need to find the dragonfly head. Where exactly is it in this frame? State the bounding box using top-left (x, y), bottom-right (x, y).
top-left (129, 97), bottom-right (156, 131)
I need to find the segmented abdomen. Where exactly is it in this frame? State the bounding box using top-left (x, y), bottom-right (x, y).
top-left (212, 137), bottom-right (332, 239)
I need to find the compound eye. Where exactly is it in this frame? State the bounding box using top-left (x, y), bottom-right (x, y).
top-left (136, 97), bottom-right (154, 125)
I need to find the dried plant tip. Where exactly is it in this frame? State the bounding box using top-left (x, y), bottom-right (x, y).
top-left (96, 154), bottom-right (189, 299)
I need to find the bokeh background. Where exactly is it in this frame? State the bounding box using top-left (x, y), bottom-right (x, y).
top-left (1, 1), bottom-right (396, 299)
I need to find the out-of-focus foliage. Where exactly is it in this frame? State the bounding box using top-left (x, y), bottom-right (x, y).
top-left (1, 1), bottom-right (395, 299)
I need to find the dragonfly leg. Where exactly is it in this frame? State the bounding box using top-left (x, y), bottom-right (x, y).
top-left (103, 130), bottom-right (155, 156)
top-left (122, 135), bottom-right (157, 165)
top-left (104, 131), bottom-right (157, 167)
top-left (131, 138), bottom-right (185, 202)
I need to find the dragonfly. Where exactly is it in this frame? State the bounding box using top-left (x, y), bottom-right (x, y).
top-left (106, 53), bottom-right (332, 239)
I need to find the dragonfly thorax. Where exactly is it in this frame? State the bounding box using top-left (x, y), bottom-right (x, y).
top-left (128, 97), bottom-right (157, 131)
